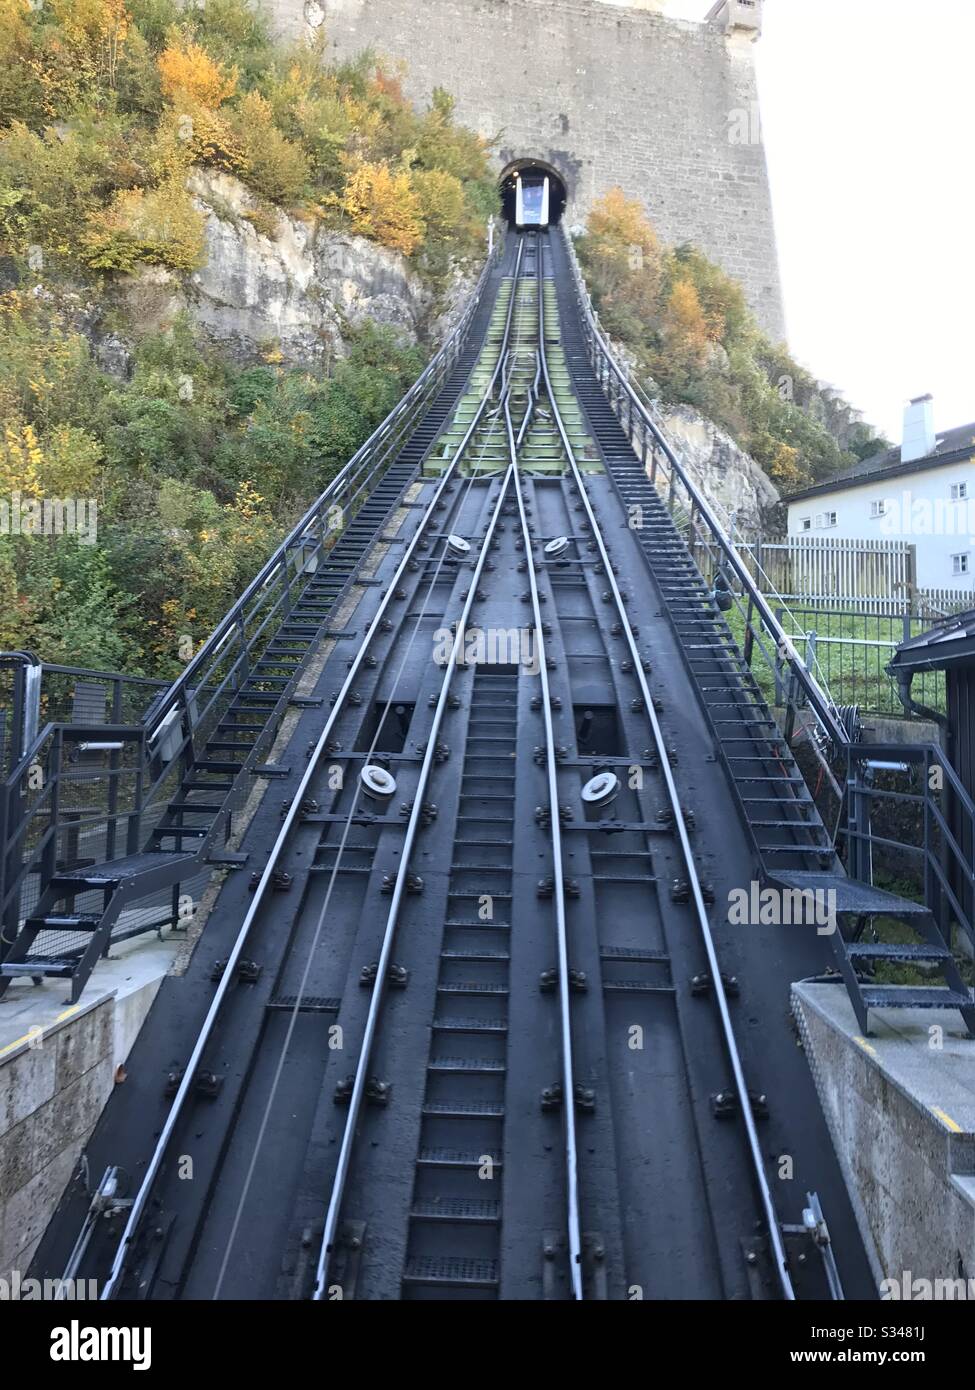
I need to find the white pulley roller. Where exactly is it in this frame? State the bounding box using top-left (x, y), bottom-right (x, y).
top-left (581, 770), bottom-right (620, 818)
top-left (360, 765), bottom-right (397, 804)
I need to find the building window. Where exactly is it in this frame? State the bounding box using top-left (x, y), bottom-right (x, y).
top-left (870, 500), bottom-right (887, 518)
top-left (800, 517), bottom-right (811, 532)
top-left (951, 482), bottom-right (968, 501)
top-left (815, 511), bottom-right (837, 529)
top-left (951, 553), bottom-right (970, 576)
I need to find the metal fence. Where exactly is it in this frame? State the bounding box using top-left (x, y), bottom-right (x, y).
top-left (772, 608), bottom-right (946, 719)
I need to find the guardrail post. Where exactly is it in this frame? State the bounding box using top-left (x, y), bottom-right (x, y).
top-left (805, 631), bottom-right (818, 684)
top-left (846, 757), bottom-right (867, 883)
top-left (0, 775), bottom-right (7, 944)
top-left (743, 595), bottom-right (755, 668)
top-left (128, 731), bottom-right (144, 855)
top-left (41, 727), bottom-right (62, 888)
top-left (774, 608), bottom-right (785, 705)
top-left (922, 751), bottom-right (941, 932)
top-left (105, 678), bottom-right (124, 863)
top-left (783, 676), bottom-right (797, 744)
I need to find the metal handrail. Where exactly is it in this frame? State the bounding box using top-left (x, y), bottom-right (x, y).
top-left (839, 742), bottom-right (975, 949)
top-left (560, 226), bottom-right (849, 754)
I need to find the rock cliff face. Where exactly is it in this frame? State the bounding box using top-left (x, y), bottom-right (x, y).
top-left (185, 171), bottom-right (432, 363)
top-left (107, 171), bottom-right (471, 367)
top-left (605, 339), bottom-right (780, 538)
top-left (653, 401), bottom-right (780, 538)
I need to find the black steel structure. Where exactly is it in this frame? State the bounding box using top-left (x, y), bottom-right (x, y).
top-left (18, 223), bottom-right (974, 1301)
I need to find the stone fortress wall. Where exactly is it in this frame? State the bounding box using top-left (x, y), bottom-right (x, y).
top-left (265, 0), bottom-right (785, 339)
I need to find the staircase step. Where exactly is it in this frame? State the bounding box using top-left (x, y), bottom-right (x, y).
top-left (860, 986), bottom-right (974, 1010)
top-left (26, 914), bottom-right (102, 931)
top-left (1, 959), bottom-right (76, 978)
top-left (411, 1200), bottom-right (500, 1224)
top-left (402, 1256), bottom-right (498, 1288)
top-left (848, 943), bottom-right (953, 962)
top-left (768, 872), bottom-right (931, 918)
top-left (416, 1149), bottom-right (502, 1170)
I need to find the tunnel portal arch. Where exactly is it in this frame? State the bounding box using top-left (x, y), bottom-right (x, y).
top-left (499, 160), bottom-right (568, 227)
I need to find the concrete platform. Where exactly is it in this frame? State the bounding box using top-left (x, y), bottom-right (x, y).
top-left (794, 981), bottom-right (975, 1293)
top-left (0, 932), bottom-right (181, 1278)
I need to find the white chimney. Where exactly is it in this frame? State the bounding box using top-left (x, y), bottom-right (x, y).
top-left (902, 394), bottom-right (936, 463)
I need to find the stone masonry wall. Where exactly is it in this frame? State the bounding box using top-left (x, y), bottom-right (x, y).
top-left (264, 0), bottom-right (786, 340)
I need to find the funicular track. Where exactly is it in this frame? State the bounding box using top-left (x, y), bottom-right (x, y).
top-left (32, 231), bottom-right (877, 1302)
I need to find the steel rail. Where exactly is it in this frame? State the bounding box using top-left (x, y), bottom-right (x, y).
top-left (538, 238), bottom-right (797, 1300)
top-left (502, 244), bottom-right (585, 1298)
top-left (311, 459), bottom-right (517, 1297)
top-left (311, 256), bottom-right (528, 1292)
top-left (99, 241), bottom-right (525, 1302)
top-left (210, 262), bottom-right (534, 1297)
top-left (559, 228), bottom-right (848, 756)
top-left (210, 468), bottom-right (511, 1297)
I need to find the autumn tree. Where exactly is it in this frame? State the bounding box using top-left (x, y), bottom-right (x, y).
top-left (660, 278), bottom-right (710, 372)
top-left (157, 36), bottom-right (237, 107)
top-left (412, 167), bottom-right (466, 243)
top-left (578, 187), bottom-right (663, 341)
top-left (228, 90), bottom-right (310, 204)
top-left (81, 180), bottom-right (204, 272)
top-left (341, 161), bottom-right (424, 256)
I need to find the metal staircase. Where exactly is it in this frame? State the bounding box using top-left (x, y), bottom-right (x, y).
top-left (551, 227), bottom-right (975, 1037)
top-left (770, 870), bottom-right (975, 1034)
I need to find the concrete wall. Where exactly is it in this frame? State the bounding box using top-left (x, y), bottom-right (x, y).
top-left (265, 0), bottom-right (786, 340)
top-left (794, 982), bottom-right (975, 1292)
top-left (0, 975), bottom-right (166, 1281)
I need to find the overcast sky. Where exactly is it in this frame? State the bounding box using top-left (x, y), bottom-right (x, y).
top-left (665, 0), bottom-right (974, 444)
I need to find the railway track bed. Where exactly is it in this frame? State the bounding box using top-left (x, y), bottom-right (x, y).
top-left (31, 232), bottom-right (877, 1302)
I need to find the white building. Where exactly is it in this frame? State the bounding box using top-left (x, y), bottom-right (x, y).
top-left (785, 396), bottom-right (975, 592)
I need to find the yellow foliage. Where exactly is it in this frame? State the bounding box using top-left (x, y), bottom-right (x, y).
top-left (234, 479), bottom-right (266, 521)
top-left (0, 0), bottom-right (38, 119)
top-left (588, 187), bottom-right (659, 265)
top-left (341, 161), bottom-right (423, 256)
top-left (581, 187), bottom-right (663, 328)
top-left (39, 423), bottom-right (103, 495)
top-left (767, 443), bottom-right (805, 490)
top-left (151, 101), bottom-right (246, 179)
top-left (662, 278), bottom-right (710, 370)
top-left (1, 422), bottom-right (45, 497)
top-left (81, 179), bottom-right (205, 273)
top-left (411, 168), bottom-right (465, 241)
top-left (158, 37), bottom-right (237, 108)
top-left (228, 91), bottom-right (310, 204)
top-left (24, 0), bottom-right (131, 112)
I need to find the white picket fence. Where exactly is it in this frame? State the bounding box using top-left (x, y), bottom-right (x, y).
top-left (700, 535), bottom-right (972, 618)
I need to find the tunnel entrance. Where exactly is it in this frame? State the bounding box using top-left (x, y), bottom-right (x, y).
top-left (499, 161), bottom-right (567, 227)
